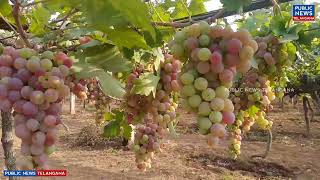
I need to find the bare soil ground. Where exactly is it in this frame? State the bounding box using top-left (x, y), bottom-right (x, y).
top-left (1, 100), bottom-right (320, 180)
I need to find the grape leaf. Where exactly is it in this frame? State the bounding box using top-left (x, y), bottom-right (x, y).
top-left (131, 72), bottom-right (160, 97)
top-left (104, 28), bottom-right (149, 49)
top-left (103, 120), bottom-right (121, 138)
top-left (72, 63), bottom-right (125, 98)
top-left (121, 123), bottom-right (133, 140)
top-left (28, 6), bottom-right (51, 35)
top-left (189, 0), bottom-right (208, 16)
top-left (109, 0), bottom-right (155, 39)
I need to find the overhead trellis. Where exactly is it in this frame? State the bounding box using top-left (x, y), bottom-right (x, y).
top-left (153, 0), bottom-right (294, 27)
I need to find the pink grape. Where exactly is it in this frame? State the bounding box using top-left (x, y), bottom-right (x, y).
top-left (51, 67), bottom-right (63, 78)
top-left (222, 112), bottom-right (235, 125)
top-left (0, 84), bottom-right (8, 98)
top-left (45, 133), bottom-right (55, 146)
top-left (21, 86), bottom-right (34, 99)
top-left (16, 68), bottom-right (32, 83)
top-left (210, 61), bottom-right (224, 74)
top-left (171, 60), bottom-right (181, 73)
top-left (44, 115), bottom-right (57, 127)
top-left (0, 98), bottom-right (12, 112)
top-left (7, 77), bottom-right (23, 90)
top-left (26, 57), bottom-right (41, 72)
top-left (209, 43), bottom-right (220, 53)
top-left (8, 90), bottom-right (21, 102)
top-left (0, 66), bottom-right (13, 78)
top-left (26, 118), bottom-right (40, 132)
top-left (227, 38), bottom-right (243, 54)
top-left (30, 91), bottom-right (45, 105)
top-left (184, 37), bottom-right (199, 51)
top-left (225, 53), bottom-right (240, 67)
top-left (210, 123), bottom-right (226, 138)
top-left (196, 62), bottom-right (210, 74)
top-left (63, 58), bottom-right (73, 68)
top-left (14, 114), bottom-right (26, 126)
top-left (58, 65), bottom-right (69, 77)
top-left (22, 102), bottom-right (38, 117)
top-left (13, 58), bottom-right (27, 69)
top-left (32, 131), bottom-right (46, 145)
top-left (210, 51), bottom-right (222, 65)
top-left (46, 103), bottom-right (61, 115)
top-left (15, 123), bottom-right (31, 139)
top-left (0, 55), bottom-right (13, 66)
top-left (162, 74), bottom-right (171, 83)
top-left (30, 144), bottom-right (44, 156)
top-left (171, 80), bottom-right (180, 91)
top-left (44, 89), bottom-right (59, 103)
top-left (21, 142), bottom-right (31, 156)
top-left (191, 48), bottom-right (200, 61)
top-left (219, 69), bottom-right (234, 83)
top-left (164, 63), bottom-right (173, 73)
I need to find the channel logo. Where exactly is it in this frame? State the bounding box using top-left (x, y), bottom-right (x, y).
top-left (293, 5), bottom-right (316, 21)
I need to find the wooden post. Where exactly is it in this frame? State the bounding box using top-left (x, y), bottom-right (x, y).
top-left (70, 93), bottom-right (76, 115)
top-left (1, 111), bottom-right (19, 180)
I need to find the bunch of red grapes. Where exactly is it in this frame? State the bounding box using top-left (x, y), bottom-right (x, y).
top-left (0, 46), bottom-right (73, 169)
top-left (86, 78), bottom-right (111, 124)
top-left (67, 76), bottom-right (88, 100)
top-left (131, 123), bottom-right (162, 171)
top-left (169, 21), bottom-right (257, 149)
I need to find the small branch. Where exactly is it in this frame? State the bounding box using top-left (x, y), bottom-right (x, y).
top-left (12, 1), bottom-right (32, 48)
top-left (303, 27), bottom-right (320, 32)
top-left (51, 9), bottom-right (79, 24)
top-left (0, 15), bottom-right (18, 34)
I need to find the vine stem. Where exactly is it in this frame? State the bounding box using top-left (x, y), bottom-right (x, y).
top-left (12, 0), bottom-right (32, 48)
top-left (1, 111), bottom-right (19, 180)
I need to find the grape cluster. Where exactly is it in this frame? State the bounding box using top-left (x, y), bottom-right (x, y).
top-left (255, 34), bottom-right (296, 97)
top-left (67, 76), bottom-right (88, 100)
top-left (86, 78), bottom-right (111, 124)
top-left (154, 54), bottom-right (180, 130)
top-left (0, 46), bottom-right (73, 169)
top-left (170, 21), bottom-right (257, 147)
top-left (229, 70), bottom-right (275, 158)
top-left (131, 123), bottom-right (162, 171)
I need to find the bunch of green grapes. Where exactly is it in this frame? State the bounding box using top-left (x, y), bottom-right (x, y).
top-left (169, 21), bottom-right (258, 148)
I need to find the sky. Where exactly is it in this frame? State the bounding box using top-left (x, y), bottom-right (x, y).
top-left (202, 0), bottom-right (319, 29)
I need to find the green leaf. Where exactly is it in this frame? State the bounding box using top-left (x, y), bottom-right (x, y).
top-left (28, 6), bottom-right (51, 35)
top-left (121, 123), bottom-right (133, 140)
top-left (189, 0), bottom-right (207, 16)
top-left (171, 0), bottom-right (189, 19)
top-left (72, 63), bottom-right (125, 98)
top-left (0, 0), bottom-right (15, 24)
top-left (104, 28), bottom-right (149, 49)
top-left (103, 120), bottom-right (121, 138)
top-left (104, 112), bottom-right (115, 121)
top-left (109, 0), bottom-right (155, 39)
top-left (97, 72), bottom-right (126, 99)
top-left (131, 72), bottom-right (160, 97)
